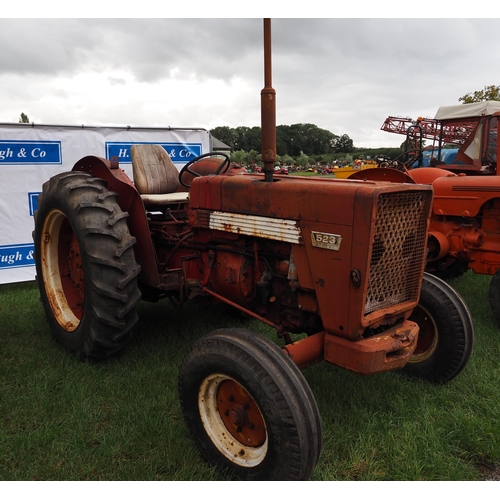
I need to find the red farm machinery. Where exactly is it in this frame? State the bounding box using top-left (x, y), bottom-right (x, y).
top-left (32, 20), bottom-right (473, 480)
top-left (375, 101), bottom-right (500, 323)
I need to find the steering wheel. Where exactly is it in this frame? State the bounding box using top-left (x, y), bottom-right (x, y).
top-left (381, 148), bottom-right (423, 172)
top-left (178, 152), bottom-right (231, 188)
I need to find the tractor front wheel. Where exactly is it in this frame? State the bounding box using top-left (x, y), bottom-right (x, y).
top-left (402, 273), bottom-right (474, 383)
top-left (33, 172), bottom-right (141, 359)
top-left (178, 328), bottom-right (322, 480)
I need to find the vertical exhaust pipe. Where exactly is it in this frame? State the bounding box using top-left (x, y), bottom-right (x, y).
top-left (261, 18), bottom-right (276, 183)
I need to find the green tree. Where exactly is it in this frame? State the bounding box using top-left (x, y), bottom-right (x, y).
top-left (211, 123), bottom-right (354, 158)
top-left (296, 151), bottom-right (312, 168)
top-left (230, 150), bottom-right (248, 165)
top-left (458, 85), bottom-right (500, 104)
top-left (19, 112), bottom-right (30, 123)
top-left (332, 134), bottom-right (354, 153)
top-left (210, 126), bottom-right (238, 151)
top-left (279, 154), bottom-right (294, 166)
top-left (233, 126), bottom-right (261, 152)
top-left (276, 123), bottom-right (338, 157)
top-left (246, 149), bottom-right (260, 166)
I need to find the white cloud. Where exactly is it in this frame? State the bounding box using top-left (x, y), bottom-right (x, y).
top-left (1, 18), bottom-right (500, 148)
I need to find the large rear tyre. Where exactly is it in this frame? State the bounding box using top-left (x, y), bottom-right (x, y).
top-left (402, 273), bottom-right (474, 384)
top-left (33, 171), bottom-right (141, 359)
top-left (178, 328), bottom-right (322, 480)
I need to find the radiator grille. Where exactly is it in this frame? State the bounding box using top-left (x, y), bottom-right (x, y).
top-left (365, 191), bottom-right (429, 316)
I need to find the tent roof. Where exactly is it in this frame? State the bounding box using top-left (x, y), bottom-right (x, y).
top-left (434, 101), bottom-right (500, 120)
top-left (212, 136), bottom-right (231, 150)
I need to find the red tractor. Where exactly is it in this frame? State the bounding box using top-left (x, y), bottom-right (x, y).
top-left (32, 21), bottom-right (473, 480)
top-left (378, 102), bottom-right (500, 322)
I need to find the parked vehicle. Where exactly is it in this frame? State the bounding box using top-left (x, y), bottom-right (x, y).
top-left (368, 102), bottom-right (500, 322)
top-left (32, 20), bottom-right (473, 480)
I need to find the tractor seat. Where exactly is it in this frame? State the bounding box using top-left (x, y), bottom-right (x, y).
top-left (131, 144), bottom-right (189, 205)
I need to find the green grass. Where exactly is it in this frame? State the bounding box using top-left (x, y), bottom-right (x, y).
top-left (290, 171), bottom-right (337, 179)
top-left (1, 272), bottom-right (499, 480)
top-left (290, 171), bottom-right (324, 177)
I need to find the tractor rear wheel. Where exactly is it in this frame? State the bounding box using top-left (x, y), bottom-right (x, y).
top-left (402, 273), bottom-right (474, 384)
top-left (178, 328), bottom-right (322, 480)
top-left (33, 171), bottom-right (141, 359)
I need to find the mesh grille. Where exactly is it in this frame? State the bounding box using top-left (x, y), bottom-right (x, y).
top-left (365, 191), bottom-right (429, 316)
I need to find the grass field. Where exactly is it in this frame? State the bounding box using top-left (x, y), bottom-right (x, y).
top-left (1, 271), bottom-right (499, 481)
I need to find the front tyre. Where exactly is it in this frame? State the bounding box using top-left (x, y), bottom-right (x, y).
top-left (178, 328), bottom-right (322, 480)
top-left (402, 273), bottom-right (474, 384)
top-left (33, 172), bottom-right (141, 359)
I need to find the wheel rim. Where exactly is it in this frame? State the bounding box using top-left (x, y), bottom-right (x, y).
top-left (409, 304), bottom-right (439, 363)
top-left (198, 374), bottom-right (268, 467)
top-left (40, 209), bottom-right (84, 331)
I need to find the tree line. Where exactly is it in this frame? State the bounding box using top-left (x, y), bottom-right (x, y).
top-left (210, 123), bottom-right (354, 157)
top-left (210, 123), bottom-right (404, 167)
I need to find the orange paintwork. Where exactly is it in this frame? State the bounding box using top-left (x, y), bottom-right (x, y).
top-left (379, 108), bottom-right (500, 280)
top-left (72, 152), bottom-right (433, 375)
top-left (189, 173), bottom-right (431, 341)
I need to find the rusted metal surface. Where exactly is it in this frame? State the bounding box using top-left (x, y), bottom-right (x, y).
top-left (209, 211), bottom-right (301, 244)
top-left (177, 157), bottom-right (246, 190)
top-left (364, 191), bottom-right (430, 316)
top-left (349, 168), bottom-right (414, 184)
top-left (40, 210), bottom-right (81, 332)
top-left (47, 18), bottom-right (435, 378)
top-left (216, 379), bottom-right (267, 447)
top-left (187, 173), bottom-right (432, 341)
top-left (200, 286), bottom-right (282, 332)
top-left (407, 304), bottom-right (438, 363)
top-left (282, 332), bottom-right (326, 369)
top-left (197, 373), bottom-right (268, 467)
top-left (72, 155), bottom-right (160, 287)
top-left (323, 320), bottom-right (419, 375)
top-left (66, 127), bottom-right (433, 375)
top-left (261, 18), bottom-right (276, 183)
top-left (381, 115), bottom-right (477, 146)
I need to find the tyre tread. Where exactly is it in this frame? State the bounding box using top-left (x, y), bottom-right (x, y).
top-left (403, 273), bottom-right (473, 383)
top-left (33, 171), bottom-right (141, 359)
top-left (178, 328), bottom-right (322, 480)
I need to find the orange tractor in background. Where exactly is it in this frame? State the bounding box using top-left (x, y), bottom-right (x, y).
top-left (32, 21), bottom-right (473, 480)
top-left (374, 102), bottom-right (500, 322)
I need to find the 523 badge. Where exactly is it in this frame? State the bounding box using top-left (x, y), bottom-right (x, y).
top-left (310, 231), bottom-right (342, 251)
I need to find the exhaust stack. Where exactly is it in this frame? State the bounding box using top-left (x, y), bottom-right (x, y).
top-left (261, 18), bottom-right (276, 183)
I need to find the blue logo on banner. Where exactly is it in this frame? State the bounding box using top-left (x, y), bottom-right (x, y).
top-left (105, 142), bottom-right (202, 164)
top-left (28, 192), bottom-right (40, 216)
top-left (0, 243), bottom-right (35, 269)
top-left (0, 141), bottom-right (62, 165)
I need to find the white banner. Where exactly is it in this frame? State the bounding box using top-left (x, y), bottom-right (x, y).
top-left (0, 123), bottom-right (211, 284)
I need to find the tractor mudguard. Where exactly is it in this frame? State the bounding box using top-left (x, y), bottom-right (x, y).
top-left (409, 167), bottom-right (456, 185)
top-left (349, 168), bottom-right (415, 184)
top-left (72, 155), bottom-right (160, 288)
